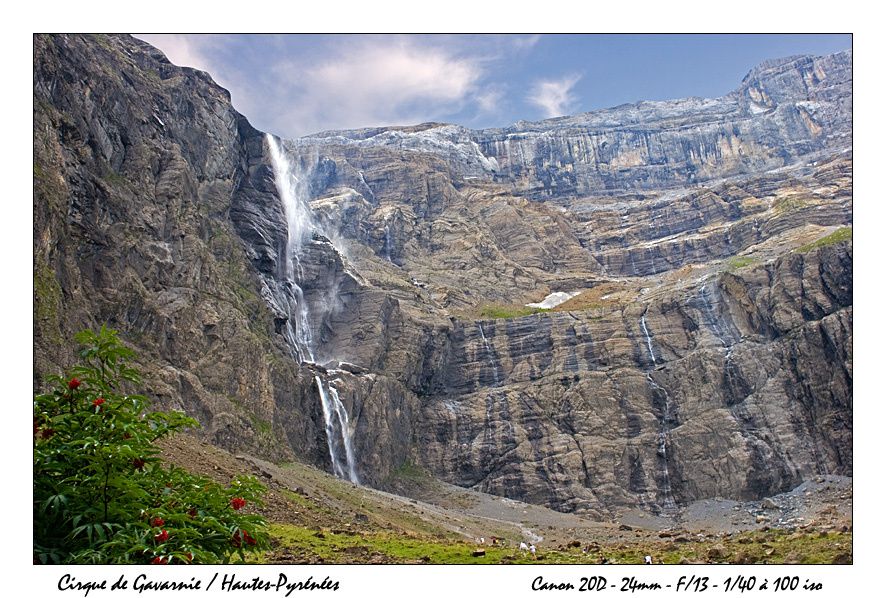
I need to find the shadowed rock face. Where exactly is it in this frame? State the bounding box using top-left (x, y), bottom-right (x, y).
top-left (34, 34), bottom-right (851, 515)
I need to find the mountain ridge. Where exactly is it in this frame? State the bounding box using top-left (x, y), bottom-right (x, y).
top-left (307, 49), bottom-right (850, 139)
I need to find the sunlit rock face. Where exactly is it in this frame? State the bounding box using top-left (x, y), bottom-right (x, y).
top-left (34, 34), bottom-right (851, 515)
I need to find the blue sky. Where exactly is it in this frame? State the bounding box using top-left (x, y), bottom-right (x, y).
top-left (136, 34), bottom-right (850, 139)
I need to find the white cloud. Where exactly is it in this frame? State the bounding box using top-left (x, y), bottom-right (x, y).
top-left (133, 35), bottom-right (551, 137)
top-left (475, 87), bottom-right (505, 115)
top-left (527, 74), bottom-right (582, 119)
top-left (270, 38), bottom-right (483, 134)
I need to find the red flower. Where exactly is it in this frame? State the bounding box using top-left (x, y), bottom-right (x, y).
top-left (230, 497), bottom-right (246, 510)
top-left (92, 397), bottom-right (105, 409)
top-left (68, 378), bottom-right (81, 390)
top-left (150, 556), bottom-right (167, 565)
top-left (232, 529), bottom-right (255, 547)
top-left (133, 458), bottom-right (146, 470)
top-left (187, 508), bottom-right (198, 518)
top-left (151, 517), bottom-right (164, 528)
top-left (154, 529), bottom-right (169, 543)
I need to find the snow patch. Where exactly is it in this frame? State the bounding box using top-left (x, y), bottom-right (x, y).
top-left (526, 291), bottom-right (581, 310)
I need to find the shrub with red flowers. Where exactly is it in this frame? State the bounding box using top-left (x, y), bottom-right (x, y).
top-left (34, 327), bottom-right (268, 564)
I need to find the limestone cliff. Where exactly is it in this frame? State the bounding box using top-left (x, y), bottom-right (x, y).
top-left (33, 34), bottom-right (852, 516)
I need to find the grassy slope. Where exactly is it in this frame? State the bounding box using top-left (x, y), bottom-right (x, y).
top-left (158, 435), bottom-right (851, 565)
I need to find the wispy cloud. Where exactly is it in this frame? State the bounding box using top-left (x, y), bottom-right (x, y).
top-left (512, 34), bottom-right (541, 50)
top-left (527, 74), bottom-right (582, 119)
top-left (475, 87), bottom-right (506, 114)
top-left (285, 38), bottom-right (483, 133)
top-left (134, 34), bottom-right (551, 137)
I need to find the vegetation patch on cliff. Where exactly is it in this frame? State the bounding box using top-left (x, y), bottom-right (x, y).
top-left (726, 255), bottom-right (757, 271)
top-left (34, 262), bottom-right (63, 347)
top-left (797, 227), bottom-right (852, 253)
top-left (477, 304), bottom-right (547, 319)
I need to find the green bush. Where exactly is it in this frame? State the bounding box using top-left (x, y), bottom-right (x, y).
top-left (33, 327), bottom-right (268, 564)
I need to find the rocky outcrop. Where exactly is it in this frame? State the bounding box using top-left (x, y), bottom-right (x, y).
top-left (34, 34), bottom-right (852, 516)
top-left (33, 34), bottom-right (290, 461)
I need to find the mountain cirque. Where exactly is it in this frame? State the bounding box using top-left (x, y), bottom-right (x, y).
top-left (34, 34), bottom-right (851, 518)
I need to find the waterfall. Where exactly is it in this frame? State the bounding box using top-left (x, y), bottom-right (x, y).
top-left (328, 383), bottom-right (360, 484)
top-left (641, 310), bottom-right (677, 513)
top-left (647, 373), bottom-right (678, 513)
top-left (698, 282), bottom-right (739, 347)
top-left (357, 171), bottom-right (375, 202)
top-left (315, 376), bottom-right (345, 479)
top-left (477, 323), bottom-right (501, 386)
top-left (640, 313), bottom-right (657, 366)
top-left (267, 134), bottom-right (317, 363)
top-left (267, 133), bottom-right (360, 484)
top-left (315, 376), bottom-right (360, 484)
top-left (383, 222), bottom-right (393, 263)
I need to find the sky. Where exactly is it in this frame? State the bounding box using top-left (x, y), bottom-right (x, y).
top-left (135, 34), bottom-right (850, 139)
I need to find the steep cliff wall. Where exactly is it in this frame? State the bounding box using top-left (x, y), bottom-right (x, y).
top-left (33, 34), bottom-right (852, 515)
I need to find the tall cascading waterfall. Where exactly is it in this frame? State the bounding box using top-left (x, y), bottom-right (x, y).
top-left (267, 134), bottom-right (316, 363)
top-left (267, 133), bottom-right (361, 484)
top-left (639, 309), bottom-right (678, 513)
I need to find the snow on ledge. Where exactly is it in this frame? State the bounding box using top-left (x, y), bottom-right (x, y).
top-left (526, 291), bottom-right (581, 310)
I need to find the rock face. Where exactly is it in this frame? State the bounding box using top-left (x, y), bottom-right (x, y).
top-left (34, 34), bottom-right (852, 516)
top-left (417, 244), bottom-right (851, 514)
